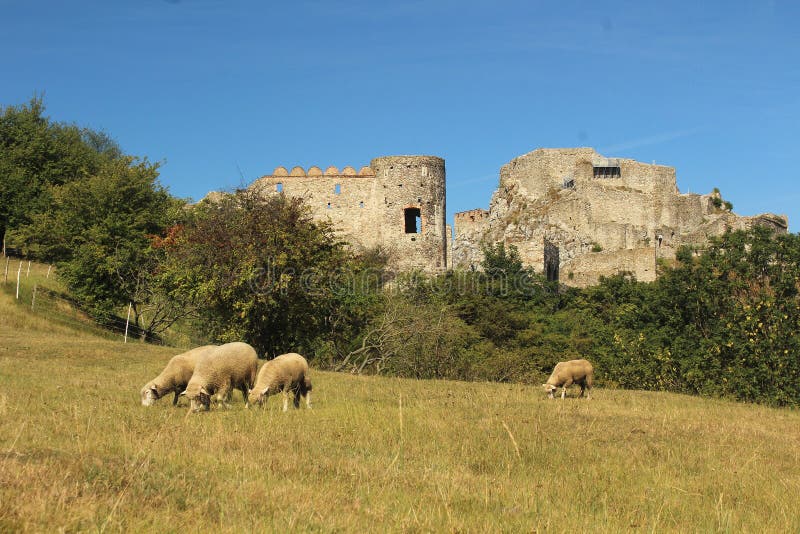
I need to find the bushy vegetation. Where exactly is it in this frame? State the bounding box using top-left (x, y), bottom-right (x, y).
top-left (352, 231), bottom-right (800, 406)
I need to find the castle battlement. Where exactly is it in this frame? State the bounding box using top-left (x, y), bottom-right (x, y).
top-left (264, 166), bottom-right (376, 179)
top-left (454, 209), bottom-right (489, 223)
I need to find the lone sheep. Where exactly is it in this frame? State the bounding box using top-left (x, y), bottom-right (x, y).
top-left (182, 342), bottom-right (258, 412)
top-left (140, 345), bottom-right (217, 406)
top-left (543, 359), bottom-right (593, 399)
top-left (247, 353), bottom-right (312, 411)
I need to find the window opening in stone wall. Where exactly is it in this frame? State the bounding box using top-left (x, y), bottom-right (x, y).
top-left (593, 166), bottom-right (621, 178)
top-left (359, 201), bottom-right (364, 208)
top-left (334, 184), bottom-right (341, 195)
top-left (326, 202), bottom-right (331, 209)
top-left (404, 208), bottom-right (421, 234)
top-left (276, 183), bottom-right (283, 193)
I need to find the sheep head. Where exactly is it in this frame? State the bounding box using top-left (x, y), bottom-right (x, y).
top-left (542, 383), bottom-right (557, 398)
top-left (182, 384), bottom-right (211, 412)
top-left (140, 383), bottom-right (160, 407)
top-left (247, 386), bottom-right (270, 407)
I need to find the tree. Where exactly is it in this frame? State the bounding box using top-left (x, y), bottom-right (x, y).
top-left (162, 189), bottom-right (379, 358)
top-left (0, 96), bottom-right (118, 251)
top-left (18, 156), bottom-right (183, 331)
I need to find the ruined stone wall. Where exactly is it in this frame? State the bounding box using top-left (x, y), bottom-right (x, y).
top-left (249, 155), bottom-right (447, 272)
top-left (453, 147), bottom-right (788, 286)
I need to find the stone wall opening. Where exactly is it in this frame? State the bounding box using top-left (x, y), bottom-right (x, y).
top-left (544, 239), bottom-right (560, 283)
top-left (593, 166), bottom-right (621, 178)
top-left (404, 207), bottom-right (421, 234)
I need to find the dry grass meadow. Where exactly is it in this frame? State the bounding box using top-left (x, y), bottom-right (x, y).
top-left (2, 269), bottom-right (800, 532)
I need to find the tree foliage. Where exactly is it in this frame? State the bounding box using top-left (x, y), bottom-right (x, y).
top-left (163, 189), bottom-right (385, 358)
top-left (0, 96), bottom-right (118, 249)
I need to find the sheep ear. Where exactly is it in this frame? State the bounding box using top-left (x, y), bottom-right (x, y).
top-left (200, 387), bottom-right (209, 395)
top-left (180, 391), bottom-right (186, 396)
top-left (261, 386), bottom-right (269, 396)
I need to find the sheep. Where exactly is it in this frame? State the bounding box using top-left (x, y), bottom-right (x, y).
top-left (181, 342), bottom-right (259, 412)
top-left (140, 345), bottom-right (217, 406)
top-left (543, 359), bottom-right (594, 399)
top-left (247, 353), bottom-right (312, 412)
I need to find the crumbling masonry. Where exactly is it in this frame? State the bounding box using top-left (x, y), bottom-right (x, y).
top-left (241, 148), bottom-right (788, 286)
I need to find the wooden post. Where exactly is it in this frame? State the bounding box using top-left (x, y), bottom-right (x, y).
top-left (46, 265), bottom-right (52, 279)
top-left (31, 284), bottom-right (37, 310)
top-left (26, 261), bottom-right (31, 278)
top-left (16, 262), bottom-right (22, 300)
top-left (124, 302), bottom-right (132, 343)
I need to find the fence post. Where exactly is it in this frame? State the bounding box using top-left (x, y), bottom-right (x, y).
top-left (31, 284), bottom-right (37, 310)
top-left (46, 265), bottom-right (52, 279)
top-left (16, 262), bottom-right (22, 299)
top-left (124, 302), bottom-right (132, 344)
top-left (26, 261), bottom-right (31, 278)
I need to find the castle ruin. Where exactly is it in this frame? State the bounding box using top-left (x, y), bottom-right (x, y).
top-left (452, 148), bottom-right (788, 286)
top-left (249, 155), bottom-right (449, 272)
top-left (241, 148), bottom-right (788, 285)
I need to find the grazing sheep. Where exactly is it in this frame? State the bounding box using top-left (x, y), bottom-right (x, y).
top-left (181, 342), bottom-right (259, 412)
top-left (140, 345), bottom-right (217, 406)
top-left (543, 359), bottom-right (594, 399)
top-left (247, 353), bottom-right (312, 412)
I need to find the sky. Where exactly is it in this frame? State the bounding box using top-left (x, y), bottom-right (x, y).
top-left (2, 0), bottom-right (798, 231)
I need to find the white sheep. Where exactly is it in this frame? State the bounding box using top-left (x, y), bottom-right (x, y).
top-left (247, 353), bottom-right (312, 411)
top-left (181, 342), bottom-right (259, 412)
top-left (140, 345), bottom-right (217, 406)
top-left (543, 359), bottom-right (594, 399)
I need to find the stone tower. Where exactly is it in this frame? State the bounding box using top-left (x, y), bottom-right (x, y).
top-left (370, 155), bottom-right (447, 271)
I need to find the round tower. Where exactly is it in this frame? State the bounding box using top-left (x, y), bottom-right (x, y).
top-left (369, 155), bottom-right (447, 271)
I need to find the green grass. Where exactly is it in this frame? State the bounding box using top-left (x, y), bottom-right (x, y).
top-left (1, 286), bottom-right (800, 532)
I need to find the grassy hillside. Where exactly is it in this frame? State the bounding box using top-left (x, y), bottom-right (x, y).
top-left (1, 288), bottom-right (799, 532)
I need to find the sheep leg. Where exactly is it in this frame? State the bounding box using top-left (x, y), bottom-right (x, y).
top-left (172, 390), bottom-right (180, 406)
top-left (293, 387), bottom-right (301, 409)
top-left (585, 375), bottom-right (593, 399)
top-left (281, 390), bottom-right (289, 412)
top-left (561, 378), bottom-right (573, 400)
top-left (305, 391), bottom-right (312, 409)
top-left (217, 385), bottom-right (232, 409)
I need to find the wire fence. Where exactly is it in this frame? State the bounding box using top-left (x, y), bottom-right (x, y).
top-left (1, 254), bottom-right (168, 344)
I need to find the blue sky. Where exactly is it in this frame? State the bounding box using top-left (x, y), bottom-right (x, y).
top-left (2, 0), bottom-right (798, 230)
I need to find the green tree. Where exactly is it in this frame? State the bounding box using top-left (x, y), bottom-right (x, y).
top-left (0, 97), bottom-right (114, 250)
top-left (19, 156), bottom-right (183, 332)
top-left (163, 189), bottom-right (381, 358)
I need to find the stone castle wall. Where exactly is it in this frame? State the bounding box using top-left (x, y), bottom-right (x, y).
top-left (453, 148), bottom-right (788, 286)
top-left (249, 155), bottom-right (447, 272)
top-left (220, 146), bottom-right (787, 285)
